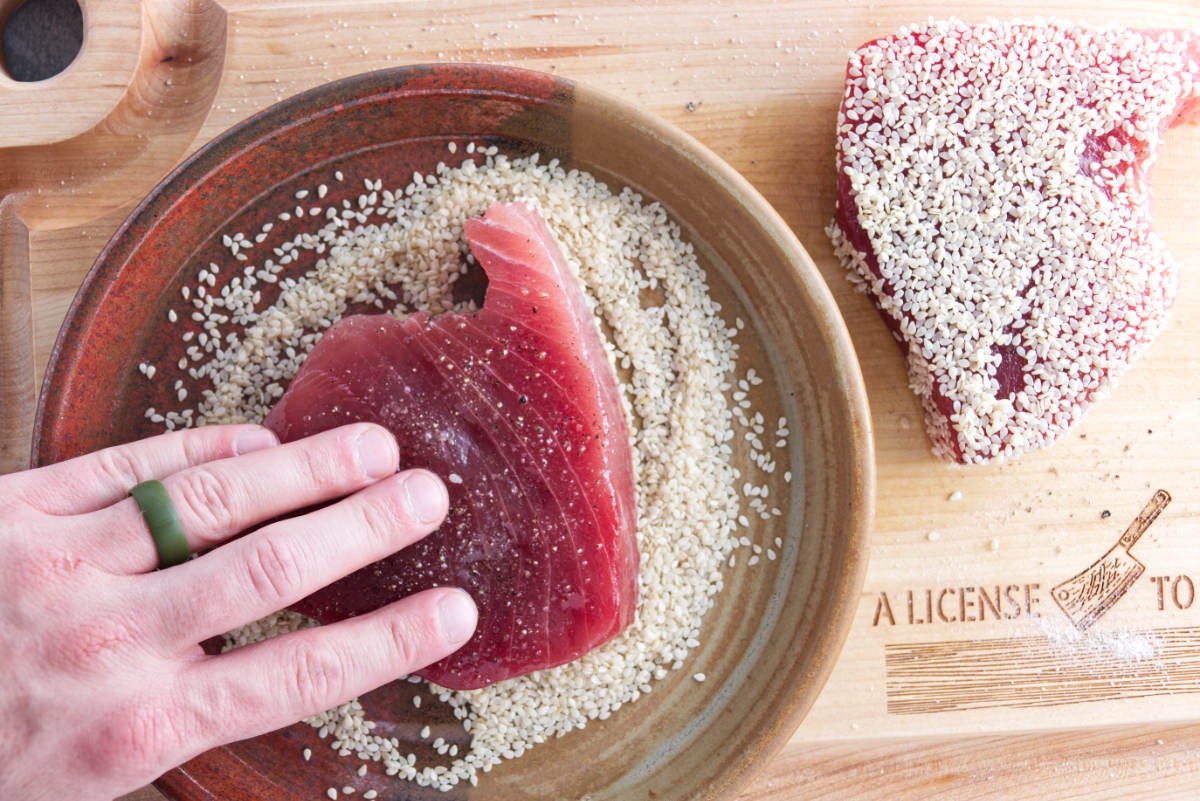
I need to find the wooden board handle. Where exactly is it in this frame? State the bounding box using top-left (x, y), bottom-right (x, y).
top-left (0, 0), bottom-right (228, 472)
top-left (0, 0), bottom-right (143, 148)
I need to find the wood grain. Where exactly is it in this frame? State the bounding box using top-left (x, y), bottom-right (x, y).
top-left (5, 0), bottom-right (1200, 798)
top-left (115, 722), bottom-right (1200, 801)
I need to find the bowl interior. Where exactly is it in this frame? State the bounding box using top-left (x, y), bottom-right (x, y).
top-left (33, 64), bottom-right (872, 801)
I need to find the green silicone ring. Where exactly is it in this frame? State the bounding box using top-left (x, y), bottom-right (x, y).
top-left (129, 479), bottom-right (190, 568)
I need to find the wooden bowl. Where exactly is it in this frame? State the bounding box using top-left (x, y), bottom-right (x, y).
top-left (33, 64), bottom-right (873, 801)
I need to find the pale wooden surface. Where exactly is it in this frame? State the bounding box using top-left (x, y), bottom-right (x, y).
top-left (0, 0), bottom-right (141, 147)
top-left (3, 0), bottom-right (1200, 798)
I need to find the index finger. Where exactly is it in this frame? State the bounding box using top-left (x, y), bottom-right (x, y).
top-left (15, 425), bottom-right (279, 516)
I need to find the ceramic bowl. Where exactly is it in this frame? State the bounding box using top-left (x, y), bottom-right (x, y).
top-left (33, 64), bottom-right (873, 801)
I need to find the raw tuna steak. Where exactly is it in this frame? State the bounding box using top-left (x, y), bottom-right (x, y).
top-left (264, 201), bottom-right (638, 689)
top-left (827, 20), bottom-right (1200, 464)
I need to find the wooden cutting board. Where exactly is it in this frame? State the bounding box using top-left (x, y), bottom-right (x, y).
top-left (3, 0), bottom-right (1199, 797)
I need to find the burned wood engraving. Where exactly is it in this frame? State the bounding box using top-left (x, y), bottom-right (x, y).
top-left (1052, 489), bottom-right (1172, 630)
top-left (885, 625), bottom-right (1200, 714)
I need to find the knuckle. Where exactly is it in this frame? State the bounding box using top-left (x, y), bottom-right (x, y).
top-left (93, 702), bottom-right (186, 775)
top-left (312, 425), bottom-right (370, 486)
top-left (294, 442), bottom-right (339, 491)
top-left (179, 428), bottom-right (222, 465)
top-left (172, 466), bottom-right (241, 536)
top-left (243, 535), bottom-right (304, 606)
top-left (290, 643), bottom-right (348, 711)
top-left (354, 487), bottom-right (404, 545)
top-left (91, 446), bottom-right (146, 489)
top-left (385, 612), bottom-right (429, 670)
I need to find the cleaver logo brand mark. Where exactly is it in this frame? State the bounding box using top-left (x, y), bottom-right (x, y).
top-left (879, 488), bottom-right (1195, 715)
top-left (1051, 489), bottom-right (1172, 631)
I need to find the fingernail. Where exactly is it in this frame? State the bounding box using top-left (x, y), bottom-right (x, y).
top-left (357, 427), bottom-right (398, 479)
top-left (234, 427), bottom-right (278, 455)
top-left (438, 590), bottom-right (477, 646)
top-left (402, 470), bottom-right (448, 525)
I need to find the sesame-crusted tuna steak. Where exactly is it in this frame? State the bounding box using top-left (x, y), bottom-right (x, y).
top-left (827, 20), bottom-right (1200, 464)
top-left (264, 201), bottom-right (638, 690)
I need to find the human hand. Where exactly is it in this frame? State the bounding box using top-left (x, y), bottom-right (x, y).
top-left (0, 423), bottom-right (477, 801)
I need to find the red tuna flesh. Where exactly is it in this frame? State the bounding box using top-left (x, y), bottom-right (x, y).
top-left (828, 21), bottom-right (1200, 464)
top-left (264, 201), bottom-right (638, 689)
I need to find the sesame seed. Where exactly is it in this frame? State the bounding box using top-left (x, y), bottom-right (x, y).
top-left (827, 20), bottom-right (1192, 464)
top-left (303, 748), bottom-right (311, 761)
top-left (196, 147), bottom-right (771, 792)
top-left (693, 673), bottom-right (706, 682)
